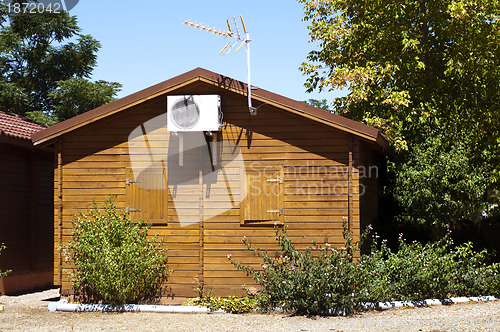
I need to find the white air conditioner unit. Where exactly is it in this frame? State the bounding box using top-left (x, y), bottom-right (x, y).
top-left (167, 95), bottom-right (221, 132)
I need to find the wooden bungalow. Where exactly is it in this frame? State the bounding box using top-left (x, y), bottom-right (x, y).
top-left (0, 111), bottom-right (53, 294)
top-left (32, 68), bottom-right (389, 299)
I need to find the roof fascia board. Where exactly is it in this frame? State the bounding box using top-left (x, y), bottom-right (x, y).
top-left (33, 77), bottom-right (201, 146)
top-left (198, 76), bottom-right (377, 142)
top-left (0, 133), bottom-right (36, 149)
top-left (32, 68), bottom-right (387, 149)
top-left (250, 95), bottom-right (376, 142)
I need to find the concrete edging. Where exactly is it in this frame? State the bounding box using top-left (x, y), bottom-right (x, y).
top-left (47, 296), bottom-right (497, 313)
top-left (47, 299), bottom-right (224, 313)
top-left (362, 295), bottom-right (497, 311)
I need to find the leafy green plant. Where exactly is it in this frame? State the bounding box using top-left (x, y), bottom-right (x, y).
top-left (229, 220), bottom-right (370, 315)
top-left (298, 0), bottom-right (500, 226)
top-left (62, 197), bottom-right (170, 304)
top-left (487, 263), bottom-right (500, 297)
top-left (361, 232), bottom-right (500, 303)
top-left (186, 275), bottom-right (259, 313)
top-left (229, 222), bottom-right (499, 315)
top-left (451, 242), bottom-right (499, 298)
top-left (185, 296), bottom-right (259, 314)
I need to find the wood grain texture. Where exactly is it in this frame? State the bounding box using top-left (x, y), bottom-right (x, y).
top-left (52, 83), bottom-right (383, 297)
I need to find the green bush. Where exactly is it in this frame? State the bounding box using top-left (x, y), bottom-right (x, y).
top-left (451, 242), bottom-right (499, 298)
top-left (229, 221), bottom-right (369, 314)
top-left (360, 232), bottom-right (500, 303)
top-left (63, 197), bottom-right (170, 304)
top-left (229, 223), bottom-right (499, 315)
top-left (487, 263), bottom-right (500, 297)
top-left (361, 234), bottom-right (455, 302)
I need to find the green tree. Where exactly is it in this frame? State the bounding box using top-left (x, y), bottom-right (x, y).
top-left (49, 78), bottom-right (121, 121)
top-left (302, 98), bottom-right (334, 112)
top-left (0, 2), bottom-right (121, 124)
top-left (299, 0), bottom-right (500, 226)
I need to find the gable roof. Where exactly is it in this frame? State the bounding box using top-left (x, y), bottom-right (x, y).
top-left (32, 67), bottom-right (389, 150)
top-left (0, 110), bottom-right (47, 141)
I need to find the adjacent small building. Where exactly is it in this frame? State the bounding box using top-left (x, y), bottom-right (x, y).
top-left (0, 111), bottom-right (53, 294)
top-left (33, 68), bottom-right (389, 298)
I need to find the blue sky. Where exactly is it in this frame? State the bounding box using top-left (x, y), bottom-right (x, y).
top-left (70, 0), bottom-right (344, 104)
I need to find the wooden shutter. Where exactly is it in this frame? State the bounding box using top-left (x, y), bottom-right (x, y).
top-left (125, 167), bottom-right (167, 224)
top-left (240, 167), bottom-right (284, 226)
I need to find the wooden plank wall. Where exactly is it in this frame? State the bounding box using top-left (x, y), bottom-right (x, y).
top-left (56, 84), bottom-right (366, 298)
top-left (203, 91), bottom-right (360, 296)
top-left (0, 143), bottom-right (53, 294)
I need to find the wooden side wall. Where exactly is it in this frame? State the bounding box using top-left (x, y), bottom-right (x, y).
top-left (0, 143), bottom-right (54, 294)
top-left (55, 83), bottom-right (374, 298)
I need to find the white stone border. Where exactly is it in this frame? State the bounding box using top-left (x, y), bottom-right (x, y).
top-left (362, 296), bottom-right (497, 311)
top-left (48, 296), bottom-right (497, 313)
top-left (48, 299), bottom-right (224, 313)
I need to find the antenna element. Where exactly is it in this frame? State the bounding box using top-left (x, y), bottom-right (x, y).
top-left (184, 16), bottom-right (257, 115)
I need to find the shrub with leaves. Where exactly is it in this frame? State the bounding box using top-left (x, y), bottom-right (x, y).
top-left (361, 232), bottom-right (500, 303)
top-left (229, 222), bottom-right (499, 315)
top-left (63, 197), bottom-right (170, 304)
top-left (229, 221), bottom-right (369, 315)
top-left (185, 296), bottom-right (259, 314)
top-left (487, 263), bottom-right (500, 297)
top-left (451, 242), bottom-right (499, 298)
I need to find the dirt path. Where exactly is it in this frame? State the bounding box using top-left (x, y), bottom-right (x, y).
top-left (0, 288), bottom-right (499, 331)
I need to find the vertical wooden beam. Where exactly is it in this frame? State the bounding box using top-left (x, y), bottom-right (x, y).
top-left (348, 136), bottom-right (353, 233)
top-left (29, 150), bottom-right (37, 271)
top-left (279, 166), bottom-right (285, 224)
top-left (161, 160), bottom-right (169, 222)
top-left (198, 160), bottom-right (204, 287)
top-left (56, 139), bottom-right (63, 286)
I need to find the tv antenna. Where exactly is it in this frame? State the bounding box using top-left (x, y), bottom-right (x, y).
top-left (184, 16), bottom-right (257, 116)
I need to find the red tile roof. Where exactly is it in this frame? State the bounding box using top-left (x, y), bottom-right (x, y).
top-left (0, 111), bottom-right (47, 141)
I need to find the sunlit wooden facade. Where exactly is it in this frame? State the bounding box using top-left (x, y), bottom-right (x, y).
top-left (33, 68), bottom-right (388, 298)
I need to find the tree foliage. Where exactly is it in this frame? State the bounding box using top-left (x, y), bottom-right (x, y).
top-left (0, 2), bottom-right (121, 124)
top-left (299, 0), bottom-right (500, 225)
top-left (49, 78), bottom-right (121, 121)
top-left (302, 98), bottom-right (334, 112)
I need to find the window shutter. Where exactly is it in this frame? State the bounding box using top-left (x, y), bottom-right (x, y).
top-left (240, 167), bottom-right (284, 226)
top-left (125, 167), bottom-right (167, 224)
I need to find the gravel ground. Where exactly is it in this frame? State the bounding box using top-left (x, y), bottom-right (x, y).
top-left (0, 288), bottom-right (499, 331)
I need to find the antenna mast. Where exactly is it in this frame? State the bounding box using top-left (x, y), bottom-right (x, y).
top-left (184, 16), bottom-right (257, 116)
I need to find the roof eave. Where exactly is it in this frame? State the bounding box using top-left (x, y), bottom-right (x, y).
top-left (32, 67), bottom-right (389, 150)
top-left (33, 72), bottom-right (205, 146)
top-left (196, 75), bottom-right (382, 143)
top-left (0, 131), bottom-right (36, 148)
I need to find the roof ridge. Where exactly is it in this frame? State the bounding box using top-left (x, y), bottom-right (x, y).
top-left (32, 67), bottom-right (388, 151)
